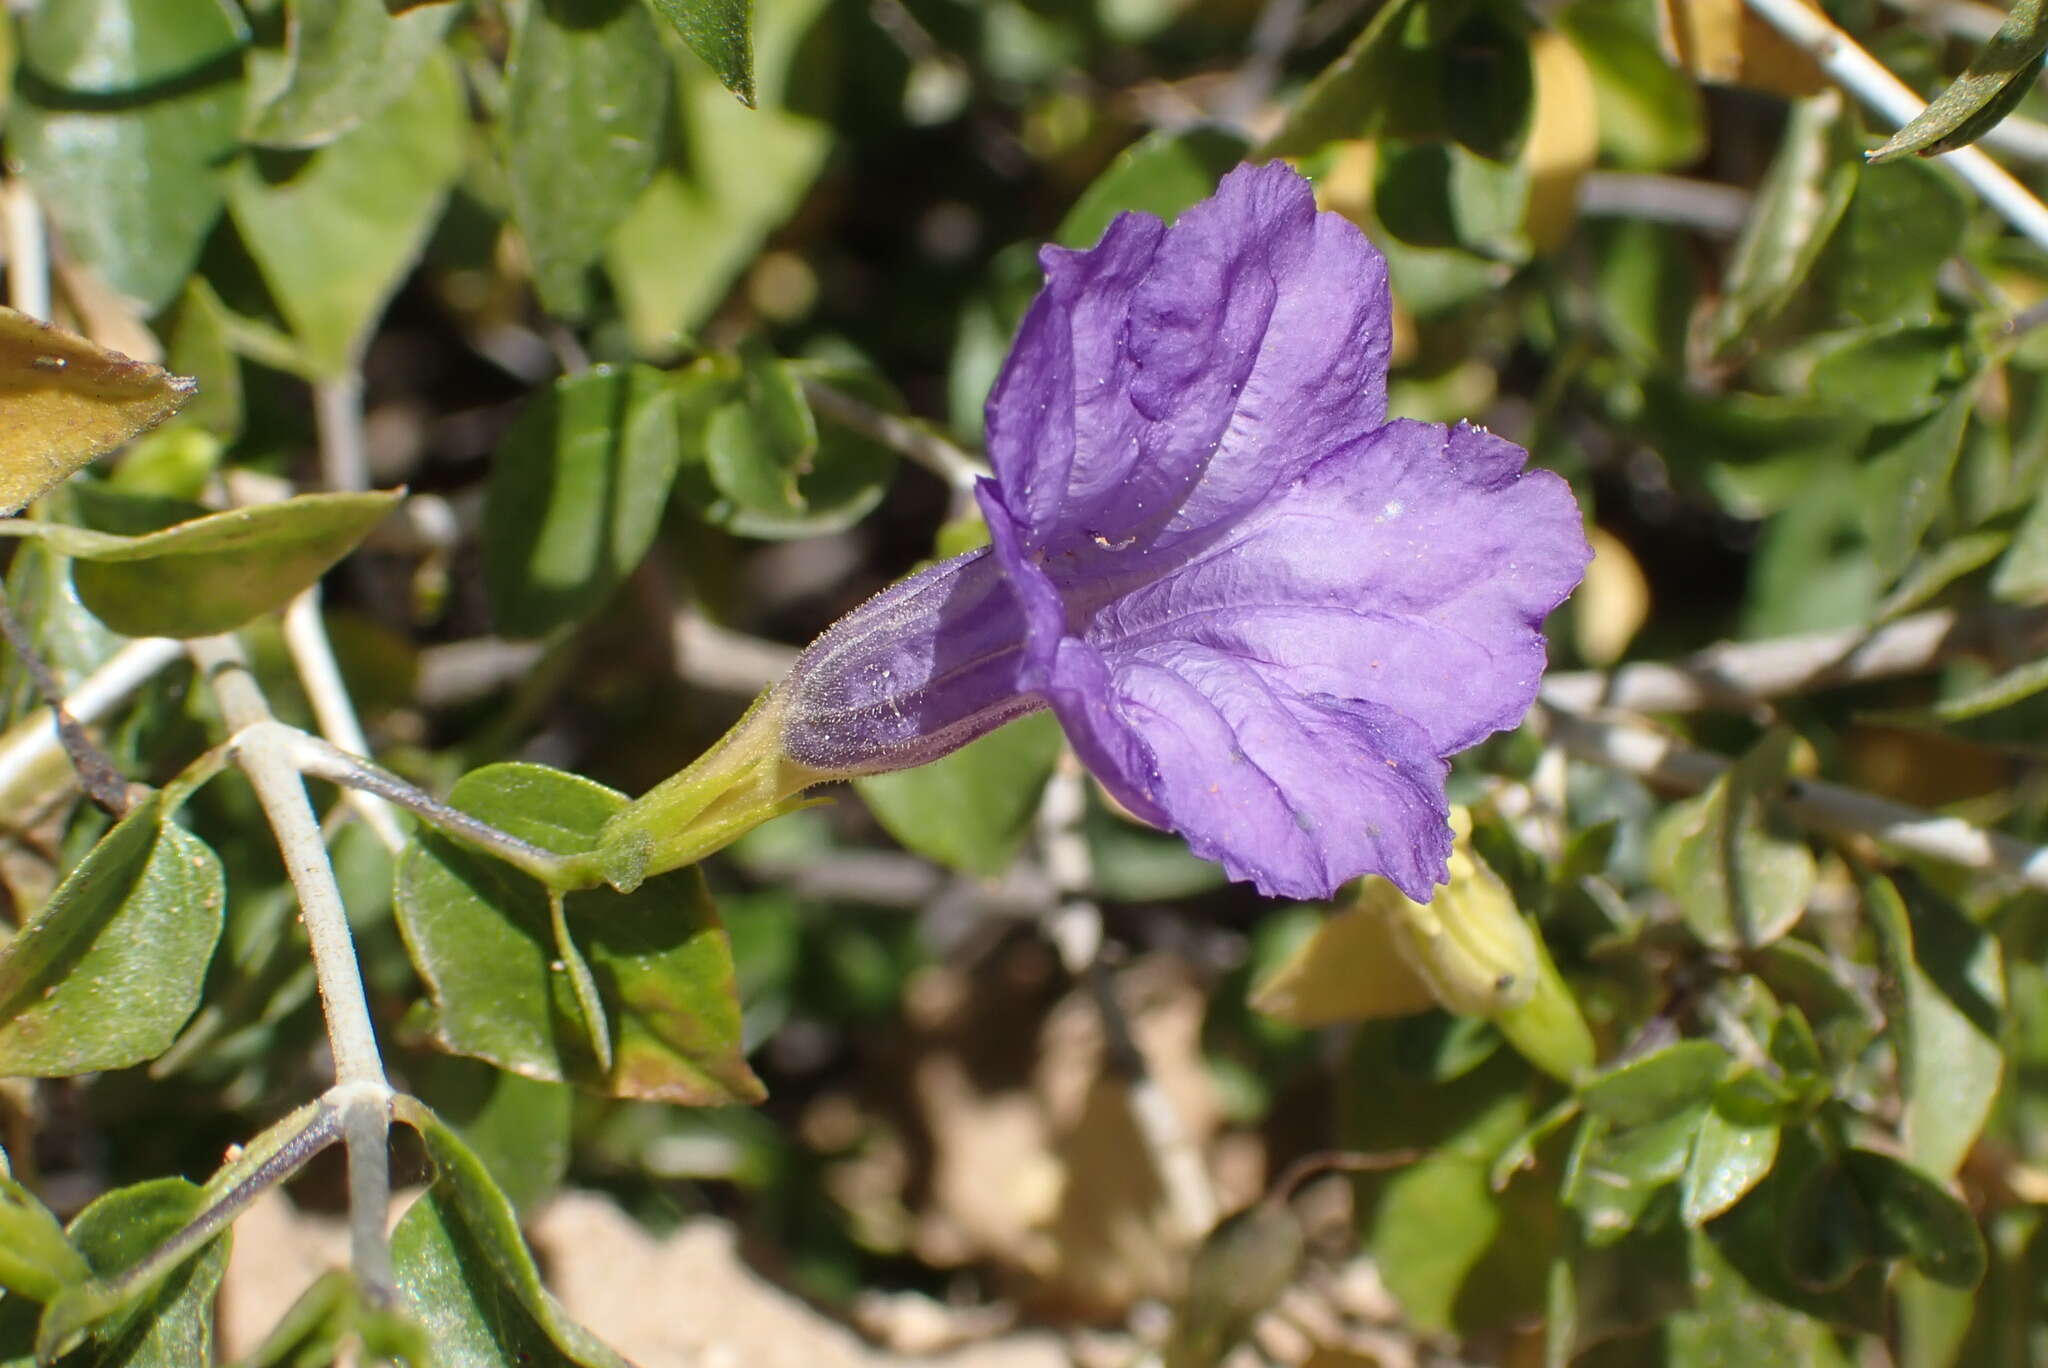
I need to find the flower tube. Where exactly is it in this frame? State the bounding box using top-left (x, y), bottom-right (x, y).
top-left (600, 162), bottom-right (1590, 901)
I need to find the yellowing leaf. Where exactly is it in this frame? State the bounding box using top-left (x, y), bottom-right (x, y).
top-left (1249, 902), bottom-right (1439, 1026)
top-left (1522, 30), bottom-right (1601, 254)
top-left (1574, 525), bottom-right (1651, 665)
top-left (0, 306), bottom-right (194, 515)
top-left (1658, 0), bottom-right (1825, 96)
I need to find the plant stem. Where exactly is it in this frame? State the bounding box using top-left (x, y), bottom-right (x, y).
top-left (0, 635), bottom-right (181, 809)
top-left (800, 378), bottom-right (989, 494)
top-left (282, 588), bottom-right (406, 853)
top-left (1741, 0), bottom-right (2048, 251)
top-left (3, 179), bottom-right (49, 322)
top-left (282, 731), bottom-right (587, 887)
top-left (1541, 704), bottom-right (2048, 890)
top-left (1539, 604), bottom-right (2048, 713)
top-left (189, 635), bottom-right (396, 1298)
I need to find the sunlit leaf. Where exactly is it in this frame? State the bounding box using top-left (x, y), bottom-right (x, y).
top-left (483, 365), bottom-right (682, 638)
top-left (0, 309), bottom-right (195, 515)
top-left (647, 0), bottom-right (755, 105)
top-left (0, 490), bottom-right (401, 638)
top-left (1648, 730), bottom-right (1815, 950)
top-left (394, 763), bottom-right (763, 1106)
top-left (244, 0), bottom-right (456, 148)
top-left (503, 0), bottom-right (669, 319)
top-left (1869, 0), bottom-right (2048, 161)
top-left (393, 1097), bottom-right (630, 1368)
top-left (0, 793), bottom-right (223, 1077)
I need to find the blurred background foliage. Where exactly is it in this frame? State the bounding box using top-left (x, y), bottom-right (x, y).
top-left (9, 0), bottom-right (2048, 1362)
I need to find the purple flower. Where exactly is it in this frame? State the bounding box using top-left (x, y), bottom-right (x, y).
top-left (609, 162), bottom-right (1589, 901)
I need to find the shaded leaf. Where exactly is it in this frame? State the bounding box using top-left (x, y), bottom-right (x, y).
top-left (1706, 91), bottom-right (1858, 356)
top-left (0, 309), bottom-right (195, 515)
top-left (392, 1098), bottom-right (629, 1368)
top-left (702, 340), bottom-right (815, 518)
top-left (1649, 730), bottom-right (1815, 950)
top-left (1870, 0), bottom-right (2048, 161)
top-left (20, 0), bottom-right (245, 93)
top-left (1865, 873), bottom-right (2003, 1179)
top-left (606, 0), bottom-right (831, 352)
top-left (0, 793), bottom-right (223, 1077)
top-left (410, 1053), bottom-right (573, 1217)
top-left (1057, 126), bottom-right (1252, 249)
top-left (39, 1179), bottom-right (230, 1366)
top-left (1163, 1203), bottom-right (1305, 1368)
top-left (1841, 1148), bottom-right (1987, 1288)
top-left (1558, 0), bottom-right (1705, 171)
top-left (394, 763), bottom-right (763, 1105)
top-left (504, 0), bottom-right (669, 319)
top-left (1863, 379), bottom-right (1981, 583)
top-left (1816, 158), bottom-right (1969, 326)
top-left (0, 1176), bottom-right (90, 1302)
top-left (856, 713), bottom-right (1062, 878)
top-left (648, 0), bottom-right (756, 105)
top-left (225, 49), bottom-right (463, 375)
top-left (1579, 1040), bottom-right (1727, 1126)
top-left (244, 0), bottom-right (456, 148)
top-left (483, 365), bottom-right (683, 638)
top-left (1442, 6), bottom-right (1533, 163)
top-left (0, 490), bottom-right (400, 638)
top-left (1258, 0), bottom-right (1424, 158)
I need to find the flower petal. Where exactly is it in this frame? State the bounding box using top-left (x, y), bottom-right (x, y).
top-left (984, 162), bottom-right (1393, 564)
top-left (1087, 418), bottom-right (1591, 754)
top-left (1112, 644), bottom-right (1452, 900)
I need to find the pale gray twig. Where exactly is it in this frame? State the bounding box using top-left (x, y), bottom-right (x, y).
top-left (282, 589), bottom-right (406, 853)
top-left (801, 378), bottom-right (989, 493)
top-left (1542, 704), bottom-right (2048, 891)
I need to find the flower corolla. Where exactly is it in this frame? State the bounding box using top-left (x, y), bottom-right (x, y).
top-left (602, 161), bottom-right (1590, 901)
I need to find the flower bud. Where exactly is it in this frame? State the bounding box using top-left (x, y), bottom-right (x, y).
top-left (1367, 810), bottom-right (1542, 1017)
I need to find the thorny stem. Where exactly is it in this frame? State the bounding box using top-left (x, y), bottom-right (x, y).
top-left (189, 635), bottom-right (396, 1299)
top-left (1739, 0), bottom-right (2048, 251)
top-left (282, 588), bottom-right (406, 853)
top-left (1541, 703), bottom-right (2048, 892)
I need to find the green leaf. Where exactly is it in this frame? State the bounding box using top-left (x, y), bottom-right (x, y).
top-left (244, 0), bottom-right (456, 148)
top-left (504, 0), bottom-right (670, 319)
top-left (394, 762), bottom-right (764, 1105)
top-left (409, 1053), bottom-right (573, 1217)
top-left (483, 365), bottom-right (683, 638)
top-left (647, 0), bottom-right (755, 105)
top-left (230, 1269), bottom-right (430, 1368)
top-left (1994, 485), bottom-right (2048, 600)
top-left (1865, 873), bottom-right (2003, 1179)
top-left (1374, 140), bottom-right (1529, 260)
top-left (42, 1178), bottom-right (231, 1366)
top-left (225, 48), bottom-right (463, 376)
top-left (702, 340), bottom-right (816, 519)
top-left (1257, 0), bottom-right (1423, 158)
top-left (1705, 91), bottom-right (1859, 356)
top-left (1668, 1227), bottom-right (1857, 1367)
top-left (1441, 6), bottom-right (1533, 163)
top-left (1840, 1148), bottom-right (1987, 1288)
top-left (1371, 1089), bottom-right (1559, 1332)
top-left (1680, 1102), bottom-right (1780, 1226)
top-left (1163, 1203), bottom-right (1305, 1368)
top-left (1864, 380), bottom-right (1981, 583)
top-left (392, 1098), bottom-right (630, 1368)
top-left (606, 0), bottom-right (830, 352)
top-left (0, 1177), bottom-right (90, 1302)
top-left (1557, 0), bottom-right (1705, 171)
top-left (1869, 0), bottom-right (2048, 161)
top-left (1803, 325), bottom-right (1960, 426)
top-left (0, 490), bottom-right (400, 638)
top-left (1873, 527), bottom-right (2009, 622)
top-left (855, 713), bottom-right (1063, 876)
top-left (1816, 158), bottom-right (1969, 326)
top-left (1564, 1107), bottom-right (1700, 1245)
top-left (1578, 1040), bottom-right (1727, 1127)
top-left (12, 19), bottom-right (243, 312)
top-left (0, 793), bottom-right (223, 1077)
top-left (19, 0), bottom-right (244, 93)
top-left (1648, 730), bottom-right (1815, 950)
top-left (1057, 127), bottom-right (1251, 248)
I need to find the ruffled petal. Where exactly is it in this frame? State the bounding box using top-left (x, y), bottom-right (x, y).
top-left (1111, 644), bottom-right (1452, 900)
top-left (1086, 418), bottom-right (1591, 754)
top-left (983, 162), bottom-right (1393, 566)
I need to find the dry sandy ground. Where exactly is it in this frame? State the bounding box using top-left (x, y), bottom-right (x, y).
top-left (216, 1188), bottom-right (1070, 1367)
